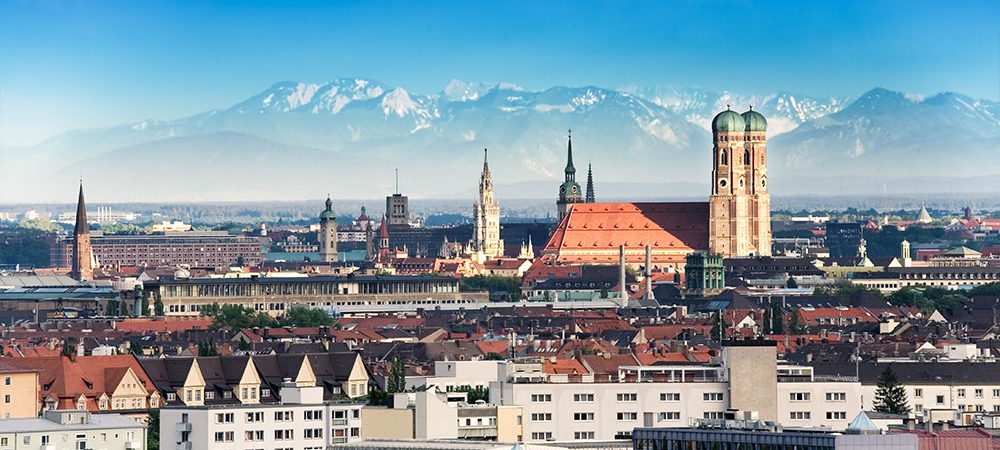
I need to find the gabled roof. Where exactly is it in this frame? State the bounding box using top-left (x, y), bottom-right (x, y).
top-left (543, 202), bottom-right (709, 264)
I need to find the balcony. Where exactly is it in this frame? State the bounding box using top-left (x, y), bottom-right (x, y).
top-left (177, 442), bottom-right (192, 450)
top-left (40, 445), bottom-right (56, 450)
top-left (176, 422), bottom-right (191, 432)
top-left (125, 442), bottom-right (141, 450)
top-left (332, 418), bottom-right (348, 426)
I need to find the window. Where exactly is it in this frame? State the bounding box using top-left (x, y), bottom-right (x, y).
top-left (166, 393), bottom-right (176, 401)
top-left (213, 431), bottom-right (233, 442)
top-left (826, 392), bottom-right (846, 401)
top-left (530, 394), bottom-right (552, 403)
top-left (530, 413), bottom-right (552, 422)
top-left (261, 389), bottom-right (271, 398)
top-left (304, 428), bottom-right (323, 439)
top-left (274, 429), bottom-right (293, 440)
top-left (789, 393), bottom-right (810, 401)
top-left (244, 430), bottom-right (264, 441)
top-left (914, 388), bottom-right (923, 398)
top-left (975, 389), bottom-right (983, 399)
top-left (573, 431), bottom-right (595, 440)
top-left (573, 393), bottom-right (594, 402)
top-left (274, 411), bottom-right (293, 421)
top-left (573, 412), bottom-right (594, 421)
top-left (616, 412), bottom-right (638, 421)
top-left (3, 377), bottom-right (9, 386)
top-left (993, 389), bottom-right (1000, 398)
top-left (789, 411), bottom-right (811, 420)
top-left (659, 412), bottom-right (681, 421)
top-left (936, 395), bottom-right (945, 405)
top-left (616, 393), bottom-right (637, 402)
top-left (703, 392), bottom-right (724, 402)
top-left (531, 432), bottom-right (553, 441)
top-left (915, 405), bottom-right (924, 413)
top-left (704, 412), bottom-right (725, 419)
top-left (826, 411), bottom-right (847, 420)
top-left (205, 391), bottom-right (215, 400)
top-left (3, 395), bottom-right (9, 404)
top-left (246, 411), bottom-right (263, 423)
top-left (957, 389), bottom-right (966, 398)
top-left (215, 413), bottom-right (234, 423)
top-left (660, 393), bottom-right (681, 402)
top-left (304, 410), bottom-right (323, 420)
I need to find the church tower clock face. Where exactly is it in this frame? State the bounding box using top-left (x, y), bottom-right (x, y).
top-left (718, 179), bottom-right (727, 188)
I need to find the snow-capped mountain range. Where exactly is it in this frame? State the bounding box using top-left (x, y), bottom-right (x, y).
top-left (2, 79), bottom-right (997, 202)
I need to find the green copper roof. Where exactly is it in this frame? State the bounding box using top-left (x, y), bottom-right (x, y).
top-left (741, 109), bottom-right (767, 132)
top-left (319, 196), bottom-right (336, 220)
top-left (712, 109), bottom-right (745, 133)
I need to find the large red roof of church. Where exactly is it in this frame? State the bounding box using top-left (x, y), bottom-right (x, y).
top-left (543, 202), bottom-right (709, 264)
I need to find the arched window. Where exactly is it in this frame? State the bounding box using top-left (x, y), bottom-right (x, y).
top-left (721, 150), bottom-right (728, 165)
top-left (744, 150), bottom-right (751, 165)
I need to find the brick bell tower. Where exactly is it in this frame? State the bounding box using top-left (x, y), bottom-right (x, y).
top-left (708, 106), bottom-right (771, 257)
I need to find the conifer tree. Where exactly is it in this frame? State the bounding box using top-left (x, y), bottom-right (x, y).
top-left (873, 366), bottom-right (911, 414)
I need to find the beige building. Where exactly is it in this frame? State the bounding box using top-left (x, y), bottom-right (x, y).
top-left (708, 108), bottom-right (772, 257)
top-left (0, 409), bottom-right (146, 450)
top-left (0, 363), bottom-right (39, 419)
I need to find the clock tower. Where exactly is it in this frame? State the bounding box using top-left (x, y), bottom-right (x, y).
top-left (556, 130), bottom-right (582, 221)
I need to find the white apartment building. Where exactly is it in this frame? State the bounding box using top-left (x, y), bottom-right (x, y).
top-left (489, 343), bottom-right (867, 443)
top-left (0, 409), bottom-right (145, 450)
top-left (160, 383), bottom-right (363, 450)
top-left (406, 360), bottom-right (503, 392)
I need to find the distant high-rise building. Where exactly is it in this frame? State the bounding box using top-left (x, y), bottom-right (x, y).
top-left (70, 182), bottom-right (93, 281)
top-left (556, 130), bottom-right (582, 221)
top-left (585, 162), bottom-right (596, 203)
top-left (708, 107), bottom-right (772, 257)
top-left (386, 170), bottom-right (409, 227)
top-left (826, 222), bottom-right (864, 259)
top-left (469, 149), bottom-right (504, 261)
top-left (318, 195), bottom-right (338, 263)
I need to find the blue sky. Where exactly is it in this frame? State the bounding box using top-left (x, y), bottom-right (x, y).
top-left (1, 0), bottom-right (997, 146)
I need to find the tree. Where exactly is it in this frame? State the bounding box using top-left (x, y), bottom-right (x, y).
top-left (789, 309), bottom-right (806, 335)
top-left (367, 388), bottom-right (389, 406)
top-left (386, 357), bottom-right (406, 394)
top-left (279, 306), bottom-right (333, 327)
top-left (197, 339), bottom-right (218, 356)
top-left (61, 342), bottom-right (76, 357)
top-left (710, 311), bottom-right (726, 341)
top-left (147, 409), bottom-right (160, 450)
top-left (154, 298), bottom-right (164, 317)
top-left (873, 366), bottom-right (911, 414)
top-left (453, 385), bottom-right (489, 403)
top-left (786, 277), bottom-right (798, 289)
top-left (203, 303), bottom-right (275, 330)
top-left (770, 300), bottom-right (785, 335)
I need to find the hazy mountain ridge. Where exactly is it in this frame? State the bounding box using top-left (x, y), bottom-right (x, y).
top-left (1, 80), bottom-right (997, 203)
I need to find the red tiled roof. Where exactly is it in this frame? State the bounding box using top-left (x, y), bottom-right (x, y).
top-left (476, 340), bottom-right (509, 357)
top-left (2, 355), bottom-right (155, 412)
top-left (543, 358), bottom-right (588, 375)
top-left (115, 317), bottom-right (214, 333)
top-left (543, 202), bottom-right (709, 265)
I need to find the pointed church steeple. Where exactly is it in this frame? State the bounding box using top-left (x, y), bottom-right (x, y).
top-left (585, 162), bottom-right (595, 203)
top-left (564, 129), bottom-right (576, 181)
top-left (71, 181), bottom-right (93, 281)
top-left (556, 129), bottom-right (582, 220)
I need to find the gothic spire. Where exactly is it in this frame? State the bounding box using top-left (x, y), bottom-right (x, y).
top-left (565, 129), bottom-right (576, 177)
top-left (585, 162), bottom-right (595, 203)
top-left (74, 181), bottom-right (88, 237)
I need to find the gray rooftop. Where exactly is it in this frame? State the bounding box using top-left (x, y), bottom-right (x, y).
top-left (0, 414), bottom-right (143, 434)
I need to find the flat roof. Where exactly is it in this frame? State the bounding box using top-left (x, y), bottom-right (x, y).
top-left (148, 275), bottom-right (460, 285)
top-left (0, 414), bottom-right (143, 434)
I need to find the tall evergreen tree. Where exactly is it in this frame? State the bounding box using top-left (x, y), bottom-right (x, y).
top-left (387, 357), bottom-right (406, 394)
top-left (873, 366), bottom-right (911, 414)
top-left (710, 311), bottom-right (726, 341)
top-left (770, 299), bottom-right (785, 334)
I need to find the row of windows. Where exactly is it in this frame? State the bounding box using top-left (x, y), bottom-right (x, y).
top-left (533, 392), bottom-right (721, 402)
